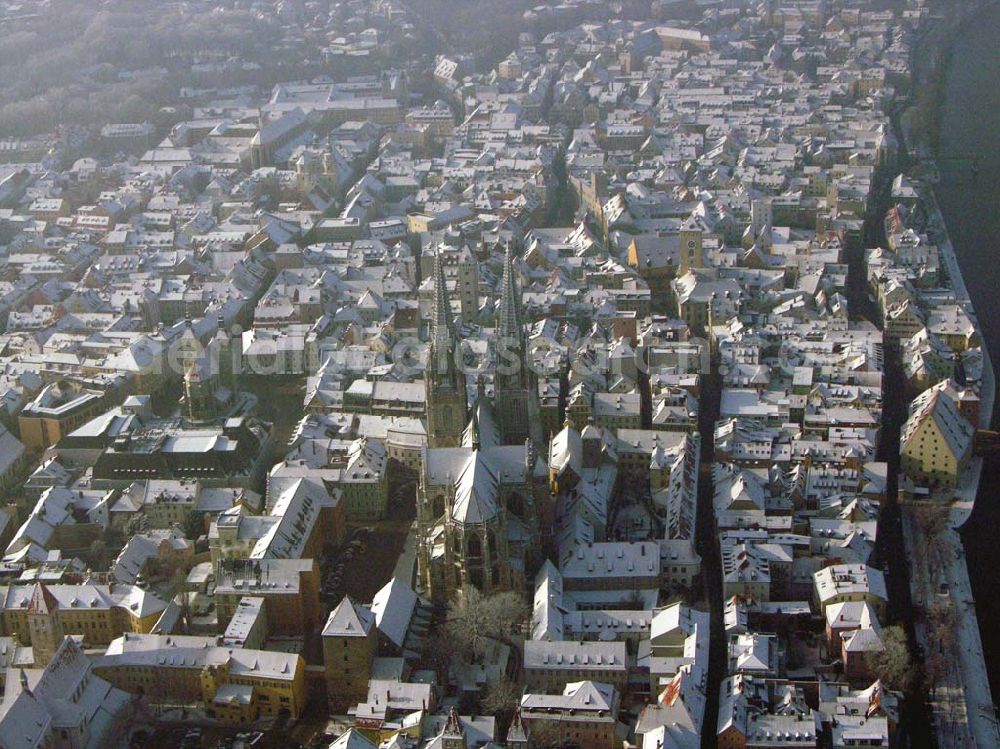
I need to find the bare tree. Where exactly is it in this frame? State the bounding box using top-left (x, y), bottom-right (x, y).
top-left (526, 720), bottom-right (578, 749)
top-left (182, 510), bottom-right (206, 541)
top-left (482, 677), bottom-right (522, 722)
top-left (425, 629), bottom-right (457, 681)
top-left (88, 538), bottom-right (110, 570)
top-left (864, 625), bottom-right (913, 691)
top-left (914, 504), bottom-right (950, 538)
top-left (445, 587), bottom-right (530, 663)
top-left (926, 601), bottom-right (957, 646)
top-left (124, 513), bottom-right (150, 538)
top-left (924, 653), bottom-right (949, 697)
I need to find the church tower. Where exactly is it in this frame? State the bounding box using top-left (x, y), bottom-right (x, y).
top-left (494, 245), bottom-right (543, 446)
top-left (27, 582), bottom-right (64, 666)
top-left (679, 216), bottom-right (705, 275)
top-left (183, 350), bottom-right (222, 421)
top-left (213, 314), bottom-right (237, 388)
top-left (425, 250), bottom-right (468, 448)
top-left (321, 596), bottom-right (376, 712)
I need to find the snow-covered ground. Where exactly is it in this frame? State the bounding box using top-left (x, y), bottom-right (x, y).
top-left (903, 500), bottom-right (1000, 749)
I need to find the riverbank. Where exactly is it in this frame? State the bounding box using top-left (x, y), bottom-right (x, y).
top-left (899, 187), bottom-right (999, 745)
top-left (926, 1), bottom-right (1000, 736)
top-left (891, 4), bottom-right (1000, 747)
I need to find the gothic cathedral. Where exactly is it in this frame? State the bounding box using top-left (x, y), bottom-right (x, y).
top-left (425, 250), bottom-right (468, 449)
top-left (420, 245), bottom-right (548, 603)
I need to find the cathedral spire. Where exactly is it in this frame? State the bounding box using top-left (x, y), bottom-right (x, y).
top-left (498, 242), bottom-right (523, 346)
top-left (492, 243), bottom-right (543, 447)
top-left (429, 248), bottom-right (459, 384)
top-left (425, 248), bottom-right (468, 449)
top-left (431, 249), bottom-right (454, 351)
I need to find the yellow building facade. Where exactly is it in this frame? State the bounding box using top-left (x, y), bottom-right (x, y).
top-left (0, 583), bottom-right (167, 651)
top-left (95, 633), bottom-right (307, 722)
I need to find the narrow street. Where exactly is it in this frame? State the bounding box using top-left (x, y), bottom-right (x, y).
top-left (695, 367), bottom-right (723, 749)
top-left (843, 169), bottom-right (935, 749)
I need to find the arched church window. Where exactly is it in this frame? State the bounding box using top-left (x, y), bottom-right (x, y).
top-left (487, 529), bottom-right (497, 557)
top-left (467, 533), bottom-right (482, 558)
top-left (507, 492), bottom-right (526, 518)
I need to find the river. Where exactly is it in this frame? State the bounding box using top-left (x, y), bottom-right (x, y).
top-left (934, 0), bottom-right (1000, 706)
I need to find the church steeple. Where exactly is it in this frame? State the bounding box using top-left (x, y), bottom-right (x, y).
top-left (425, 250), bottom-right (467, 448)
top-left (493, 244), bottom-right (543, 446)
top-left (498, 242), bottom-right (523, 348)
top-left (496, 243), bottom-right (527, 395)
top-left (432, 245), bottom-right (456, 352)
